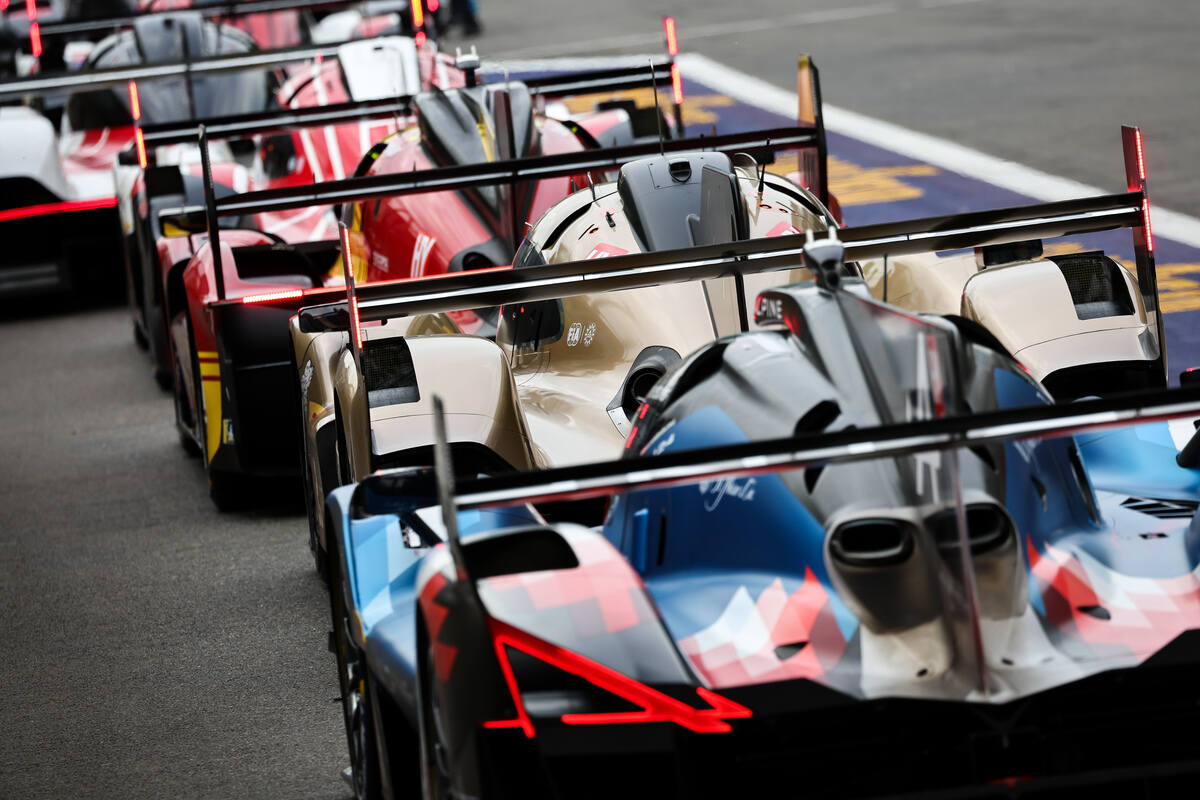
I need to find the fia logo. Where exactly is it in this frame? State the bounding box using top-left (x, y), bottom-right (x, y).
top-left (566, 322), bottom-right (583, 346)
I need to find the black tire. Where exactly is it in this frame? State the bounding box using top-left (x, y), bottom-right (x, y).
top-left (186, 317), bottom-right (242, 511)
top-left (296, 358), bottom-right (329, 584)
top-left (330, 538), bottom-right (383, 800)
top-left (133, 319), bottom-right (148, 350)
top-left (418, 631), bottom-right (456, 799)
top-left (172, 346), bottom-right (201, 458)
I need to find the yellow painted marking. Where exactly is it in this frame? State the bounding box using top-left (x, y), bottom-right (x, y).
top-left (766, 152), bottom-right (938, 206)
top-left (199, 362), bottom-right (221, 377)
top-left (1157, 264), bottom-right (1200, 313)
top-left (308, 400), bottom-right (326, 422)
top-left (197, 350), bottom-right (218, 359)
top-left (559, 88), bottom-right (734, 127)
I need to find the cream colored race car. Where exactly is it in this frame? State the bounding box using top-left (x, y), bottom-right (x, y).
top-left (293, 143), bottom-right (834, 578)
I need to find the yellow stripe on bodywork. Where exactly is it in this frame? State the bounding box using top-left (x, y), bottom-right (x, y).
top-left (204, 373), bottom-right (222, 464)
top-left (197, 350), bottom-right (218, 359)
top-left (200, 362), bottom-right (221, 377)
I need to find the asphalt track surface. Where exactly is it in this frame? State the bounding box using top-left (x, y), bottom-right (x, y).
top-left (2, 2), bottom-right (1198, 798)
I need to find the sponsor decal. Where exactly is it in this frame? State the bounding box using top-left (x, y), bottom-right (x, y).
top-left (767, 221), bottom-right (801, 237)
top-left (698, 477), bottom-right (757, 511)
top-left (585, 243), bottom-right (628, 260)
top-left (411, 232), bottom-right (436, 277)
top-left (566, 321), bottom-right (583, 346)
top-left (300, 360), bottom-right (314, 399)
top-left (222, 418), bottom-right (236, 445)
top-left (583, 322), bottom-right (597, 346)
top-left (649, 431), bottom-right (675, 456)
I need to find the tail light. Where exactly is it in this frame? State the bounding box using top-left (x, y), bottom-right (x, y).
top-left (483, 619), bottom-right (750, 737)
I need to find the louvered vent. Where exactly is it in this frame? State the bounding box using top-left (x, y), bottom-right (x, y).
top-left (363, 338), bottom-right (419, 408)
top-left (1120, 496), bottom-right (1200, 519)
top-left (1049, 252), bottom-right (1135, 320)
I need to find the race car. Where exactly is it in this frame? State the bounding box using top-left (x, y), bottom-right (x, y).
top-left (165, 57), bottom-right (685, 508)
top-left (316, 170), bottom-right (1200, 798)
top-left (0, 1), bottom-right (405, 298)
top-left (124, 32), bottom-right (446, 387)
top-left (859, 131), bottom-right (1165, 400)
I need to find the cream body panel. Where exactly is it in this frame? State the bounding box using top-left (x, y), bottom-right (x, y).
top-left (961, 260), bottom-right (1149, 367)
top-left (861, 252), bottom-right (979, 315)
top-left (366, 334), bottom-right (536, 471)
top-left (1013, 328), bottom-right (1156, 381)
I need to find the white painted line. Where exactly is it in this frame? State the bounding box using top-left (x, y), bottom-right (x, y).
top-left (678, 53), bottom-right (1200, 250)
top-left (487, 0), bottom-right (994, 60)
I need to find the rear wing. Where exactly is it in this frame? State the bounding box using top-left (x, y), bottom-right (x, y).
top-left (0, 40), bottom-right (348, 100)
top-left (26, 0), bottom-right (394, 40)
top-left (182, 122), bottom-right (823, 300)
top-left (134, 61), bottom-right (676, 151)
top-left (354, 381), bottom-right (1200, 516)
top-left (284, 188), bottom-right (1145, 322)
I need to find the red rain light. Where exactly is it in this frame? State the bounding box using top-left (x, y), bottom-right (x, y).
top-left (0, 2), bottom-right (9, 14)
top-left (411, 0), bottom-right (424, 28)
top-left (29, 22), bottom-right (41, 57)
top-left (240, 288), bottom-right (305, 305)
top-left (135, 129), bottom-right (147, 168)
top-left (0, 195), bottom-right (118, 223)
top-left (414, 30), bottom-right (426, 47)
top-left (663, 16), bottom-right (678, 56)
top-left (427, 0), bottom-right (439, 11)
top-left (670, 63), bottom-right (683, 106)
top-left (624, 425), bottom-right (638, 449)
top-left (24, 0), bottom-right (34, 18)
top-left (1143, 197), bottom-right (1155, 253)
top-left (483, 619), bottom-right (751, 736)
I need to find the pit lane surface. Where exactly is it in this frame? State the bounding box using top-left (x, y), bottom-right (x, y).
top-left (2, 2), bottom-right (1199, 798)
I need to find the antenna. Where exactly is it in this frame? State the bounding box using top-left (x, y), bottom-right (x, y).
top-left (587, 172), bottom-right (597, 204)
top-left (432, 395), bottom-right (468, 579)
top-left (882, 252), bottom-right (889, 302)
top-left (650, 59), bottom-right (665, 157)
top-left (756, 138), bottom-right (770, 201)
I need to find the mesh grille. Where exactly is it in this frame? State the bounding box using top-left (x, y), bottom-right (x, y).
top-left (1051, 252), bottom-right (1135, 320)
top-left (362, 338), bottom-right (419, 407)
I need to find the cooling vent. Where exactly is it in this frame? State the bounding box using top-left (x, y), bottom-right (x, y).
top-left (1120, 497), bottom-right (1200, 519)
top-left (362, 338), bottom-right (419, 408)
top-left (1049, 252), bottom-right (1135, 320)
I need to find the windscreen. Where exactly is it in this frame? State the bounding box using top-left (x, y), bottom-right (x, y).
top-left (64, 18), bottom-right (274, 130)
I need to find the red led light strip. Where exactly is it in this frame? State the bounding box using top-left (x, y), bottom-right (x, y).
top-left (1143, 197), bottom-right (1154, 253)
top-left (663, 16), bottom-right (678, 56)
top-left (483, 619), bottom-right (750, 736)
top-left (0, 195), bottom-right (118, 223)
top-left (240, 288), bottom-right (305, 305)
top-left (129, 81), bottom-right (147, 168)
top-left (24, 0), bottom-right (39, 57)
top-left (670, 63), bottom-right (684, 107)
top-left (1135, 128), bottom-right (1147, 182)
